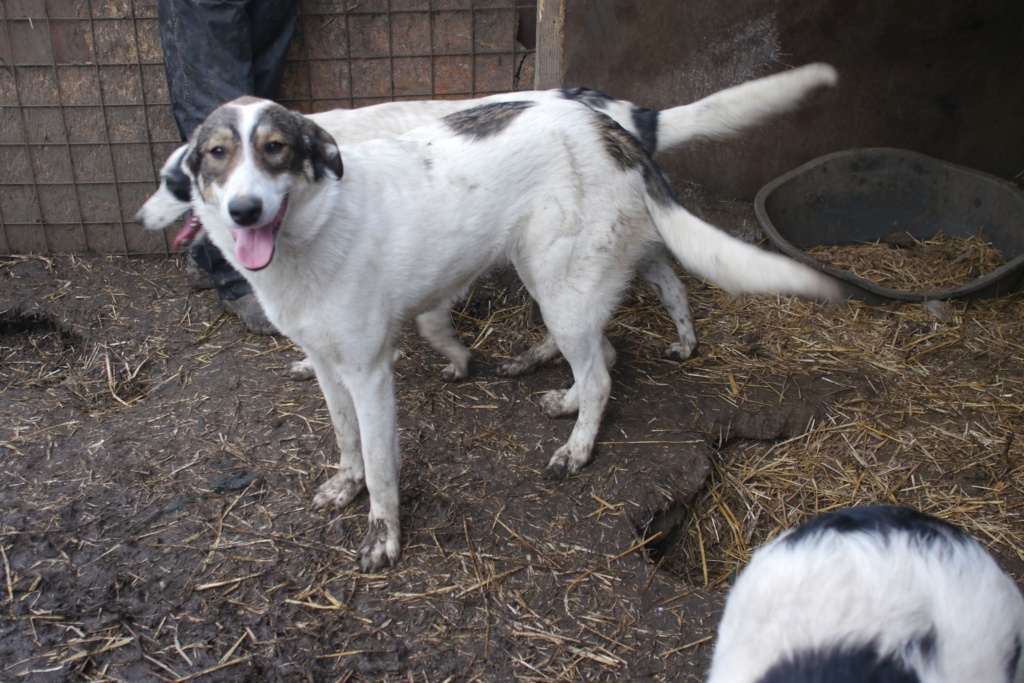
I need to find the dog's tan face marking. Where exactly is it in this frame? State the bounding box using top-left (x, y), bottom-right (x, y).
top-left (247, 102), bottom-right (342, 182)
top-left (250, 103), bottom-right (311, 179)
top-left (188, 100), bottom-right (307, 205)
top-left (199, 128), bottom-right (242, 197)
top-left (188, 105), bottom-right (244, 202)
top-left (252, 125), bottom-right (296, 174)
top-left (186, 99), bottom-right (342, 209)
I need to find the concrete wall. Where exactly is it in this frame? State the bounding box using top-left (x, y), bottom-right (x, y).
top-left (547, 0), bottom-right (1023, 199)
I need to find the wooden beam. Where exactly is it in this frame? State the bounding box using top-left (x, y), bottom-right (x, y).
top-left (534, 0), bottom-right (565, 89)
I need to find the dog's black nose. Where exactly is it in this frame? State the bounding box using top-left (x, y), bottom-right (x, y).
top-left (228, 196), bottom-right (263, 226)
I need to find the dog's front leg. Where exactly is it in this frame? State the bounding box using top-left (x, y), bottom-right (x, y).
top-left (311, 363), bottom-right (366, 511)
top-left (342, 361), bottom-right (402, 572)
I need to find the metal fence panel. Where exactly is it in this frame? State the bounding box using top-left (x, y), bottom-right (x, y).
top-left (0, 0), bottom-right (536, 255)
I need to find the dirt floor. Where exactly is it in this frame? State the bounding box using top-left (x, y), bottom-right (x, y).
top-left (2, 200), bottom-right (1024, 681)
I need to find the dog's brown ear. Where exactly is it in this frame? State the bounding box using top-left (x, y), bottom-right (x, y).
top-left (303, 120), bottom-right (343, 181)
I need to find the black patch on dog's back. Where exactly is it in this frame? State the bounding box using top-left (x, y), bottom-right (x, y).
top-left (782, 506), bottom-right (971, 548)
top-left (561, 88), bottom-right (660, 155)
top-left (593, 112), bottom-right (677, 207)
top-left (598, 114), bottom-right (647, 172)
top-left (444, 101), bottom-right (536, 140)
top-left (631, 106), bottom-right (659, 155)
top-left (559, 87), bottom-right (615, 110)
top-left (757, 643), bottom-right (921, 683)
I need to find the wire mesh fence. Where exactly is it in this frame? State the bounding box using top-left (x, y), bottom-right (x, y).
top-left (0, 0), bottom-right (536, 255)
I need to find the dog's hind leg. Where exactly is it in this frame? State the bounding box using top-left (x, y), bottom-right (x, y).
top-left (638, 253), bottom-right (698, 361)
top-left (541, 322), bottom-right (614, 479)
top-left (524, 271), bottom-right (619, 477)
top-left (494, 332), bottom-right (562, 377)
top-left (311, 363), bottom-right (366, 511)
top-left (538, 337), bottom-right (616, 418)
top-left (415, 307), bottom-right (471, 382)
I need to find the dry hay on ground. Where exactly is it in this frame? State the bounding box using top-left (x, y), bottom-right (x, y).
top-left (806, 233), bottom-right (1007, 291)
top-left (1, 251), bottom-right (1023, 681)
top-left (638, 285), bottom-right (1024, 587)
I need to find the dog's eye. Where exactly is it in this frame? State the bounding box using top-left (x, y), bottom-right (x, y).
top-left (209, 146), bottom-right (227, 159)
top-left (265, 141), bottom-right (285, 155)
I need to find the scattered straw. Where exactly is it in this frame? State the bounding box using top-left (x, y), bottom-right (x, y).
top-left (656, 282), bottom-right (1024, 588)
top-left (807, 233), bottom-right (1006, 290)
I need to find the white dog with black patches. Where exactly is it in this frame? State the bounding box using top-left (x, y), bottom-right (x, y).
top-left (138, 64), bottom-right (839, 368)
top-left (708, 506), bottom-right (1024, 683)
top-left (150, 84), bottom-right (848, 571)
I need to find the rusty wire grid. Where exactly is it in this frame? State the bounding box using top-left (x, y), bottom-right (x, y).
top-left (0, 0), bottom-right (537, 256)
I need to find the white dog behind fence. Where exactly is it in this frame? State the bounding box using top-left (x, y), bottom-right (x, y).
top-left (142, 68), bottom-right (847, 570)
top-left (707, 505), bottom-right (1024, 683)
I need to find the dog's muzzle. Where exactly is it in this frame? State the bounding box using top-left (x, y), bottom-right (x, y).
top-left (228, 196), bottom-right (264, 227)
top-left (229, 196), bottom-right (289, 271)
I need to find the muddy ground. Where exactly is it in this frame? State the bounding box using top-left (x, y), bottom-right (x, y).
top-left (2, 202), bottom-right (1023, 680)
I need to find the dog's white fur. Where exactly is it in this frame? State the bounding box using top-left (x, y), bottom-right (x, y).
top-left (707, 506), bottom-right (1024, 683)
top-left (137, 64), bottom-right (839, 367)
top-left (137, 64), bottom-right (838, 232)
top-left (158, 88), bottom-right (846, 571)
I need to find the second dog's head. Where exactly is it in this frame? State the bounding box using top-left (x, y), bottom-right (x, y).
top-left (175, 97), bottom-right (343, 270)
top-left (134, 144), bottom-right (193, 234)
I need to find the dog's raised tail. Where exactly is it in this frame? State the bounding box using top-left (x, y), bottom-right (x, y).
top-left (651, 201), bottom-right (848, 304)
top-left (654, 63), bottom-right (838, 153)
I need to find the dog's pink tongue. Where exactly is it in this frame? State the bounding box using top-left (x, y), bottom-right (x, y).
top-left (233, 224), bottom-right (276, 271)
top-left (173, 213), bottom-right (202, 251)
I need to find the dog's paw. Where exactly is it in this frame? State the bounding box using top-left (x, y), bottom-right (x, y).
top-left (312, 473), bottom-right (365, 509)
top-left (662, 340), bottom-right (698, 362)
top-left (539, 389), bottom-right (578, 418)
top-left (439, 359), bottom-right (470, 383)
top-left (494, 356), bottom-right (535, 378)
top-left (544, 444), bottom-right (588, 480)
top-left (288, 358), bottom-right (316, 381)
top-left (358, 518), bottom-right (400, 572)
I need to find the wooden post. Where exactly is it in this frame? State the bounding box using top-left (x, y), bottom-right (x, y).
top-left (534, 0), bottom-right (565, 89)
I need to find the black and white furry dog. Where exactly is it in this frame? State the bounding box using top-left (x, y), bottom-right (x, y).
top-left (140, 77), bottom-right (848, 570)
top-left (707, 506), bottom-right (1024, 683)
